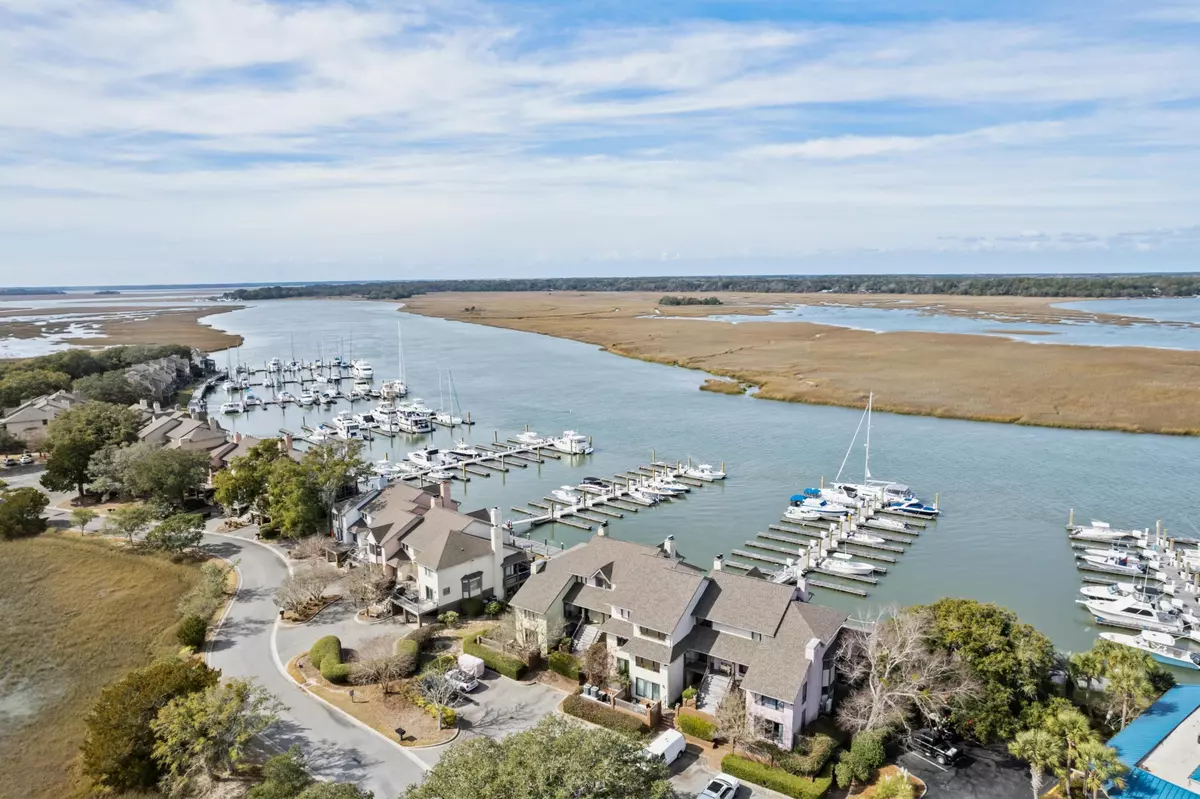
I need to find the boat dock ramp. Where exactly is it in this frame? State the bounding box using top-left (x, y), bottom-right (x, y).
top-left (725, 484), bottom-right (934, 598)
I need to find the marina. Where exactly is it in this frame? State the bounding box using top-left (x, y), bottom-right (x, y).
top-left (183, 298), bottom-right (1200, 663)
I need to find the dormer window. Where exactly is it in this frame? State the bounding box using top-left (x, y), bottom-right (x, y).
top-left (614, 607), bottom-right (631, 620)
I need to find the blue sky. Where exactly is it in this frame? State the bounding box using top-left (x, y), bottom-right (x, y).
top-left (1, 0), bottom-right (1199, 284)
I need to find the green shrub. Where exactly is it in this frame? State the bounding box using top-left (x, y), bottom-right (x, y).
top-left (309, 635), bottom-right (342, 671)
top-left (782, 733), bottom-right (839, 777)
top-left (321, 661), bottom-right (351, 684)
top-left (175, 614), bottom-right (208, 648)
top-left (438, 610), bottom-right (460, 628)
top-left (461, 596), bottom-right (484, 618)
top-left (394, 639), bottom-right (420, 676)
top-left (681, 686), bottom-right (697, 702)
top-left (834, 730), bottom-right (887, 789)
top-left (548, 651), bottom-right (581, 680)
top-left (404, 623), bottom-right (445, 651)
top-left (561, 694), bottom-right (648, 738)
top-left (676, 712), bottom-right (716, 742)
top-left (721, 755), bottom-right (833, 799)
top-left (463, 638), bottom-right (526, 680)
top-left (484, 600), bottom-right (504, 617)
top-left (406, 686), bottom-right (458, 727)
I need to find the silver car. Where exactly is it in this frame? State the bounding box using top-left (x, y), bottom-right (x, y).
top-left (698, 773), bottom-right (741, 799)
top-left (444, 668), bottom-right (479, 693)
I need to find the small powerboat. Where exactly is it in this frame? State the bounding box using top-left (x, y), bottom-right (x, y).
top-left (1099, 630), bottom-right (1200, 670)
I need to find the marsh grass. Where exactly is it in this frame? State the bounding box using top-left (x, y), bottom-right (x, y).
top-left (0, 533), bottom-right (198, 798)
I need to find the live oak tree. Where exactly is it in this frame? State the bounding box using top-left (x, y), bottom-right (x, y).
top-left (41, 401), bottom-right (141, 496)
top-left (264, 458), bottom-right (325, 537)
top-left (399, 715), bottom-right (676, 799)
top-left (102, 502), bottom-right (156, 545)
top-left (0, 485), bottom-right (49, 539)
top-left (70, 506), bottom-right (98, 532)
top-left (144, 512), bottom-right (205, 553)
top-left (150, 679), bottom-right (281, 794)
top-left (124, 446), bottom-right (210, 511)
top-left (302, 439), bottom-right (371, 533)
top-left (212, 438), bottom-right (287, 514)
top-left (81, 659), bottom-right (218, 793)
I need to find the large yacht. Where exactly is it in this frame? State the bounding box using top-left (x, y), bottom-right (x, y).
top-left (331, 412), bottom-right (363, 440)
top-left (1079, 595), bottom-right (1185, 635)
top-left (351, 359), bottom-right (374, 378)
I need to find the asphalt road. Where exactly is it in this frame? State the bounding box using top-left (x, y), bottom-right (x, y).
top-left (897, 742), bottom-right (1035, 799)
top-left (202, 532), bottom-right (430, 797)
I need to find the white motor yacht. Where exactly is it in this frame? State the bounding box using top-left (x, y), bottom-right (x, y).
top-left (434, 410), bottom-right (464, 426)
top-left (628, 487), bottom-right (661, 505)
top-left (277, 391), bottom-right (296, 404)
top-left (513, 430), bottom-right (548, 446)
top-left (351, 360), bottom-right (374, 378)
top-left (1079, 595), bottom-right (1184, 634)
top-left (353, 378), bottom-right (372, 394)
top-left (427, 468), bottom-right (454, 482)
top-left (683, 463), bottom-right (726, 481)
top-left (819, 554), bottom-right (875, 576)
top-left (1099, 631), bottom-right (1200, 670)
top-left (549, 431), bottom-right (593, 455)
top-left (268, 357), bottom-right (282, 371)
top-left (449, 440), bottom-right (481, 459)
top-left (862, 516), bottom-right (911, 533)
top-left (655, 477), bottom-right (691, 493)
top-left (1078, 552), bottom-right (1146, 576)
top-left (1068, 520), bottom-right (1144, 541)
top-left (409, 447), bottom-right (452, 469)
top-left (380, 379), bottom-right (408, 399)
top-left (395, 408), bottom-right (433, 434)
top-left (784, 506), bottom-right (824, 523)
top-left (332, 413), bottom-right (363, 440)
top-left (308, 424), bottom-right (334, 443)
top-left (243, 394), bottom-right (263, 408)
top-left (847, 531), bottom-right (887, 546)
top-left (319, 390), bottom-right (336, 405)
top-left (298, 390), bottom-right (315, 406)
top-left (789, 495), bottom-right (851, 519)
top-left (551, 486), bottom-right (582, 505)
top-left (219, 400), bottom-right (245, 414)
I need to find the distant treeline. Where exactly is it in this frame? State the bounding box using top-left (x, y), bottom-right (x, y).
top-left (0, 344), bottom-right (193, 409)
top-left (223, 274), bottom-right (1200, 301)
top-left (0, 287), bottom-right (65, 295)
top-left (659, 295), bottom-right (722, 306)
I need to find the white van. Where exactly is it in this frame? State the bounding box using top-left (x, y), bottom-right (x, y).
top-left (643, 729), bottom-right (686, 766)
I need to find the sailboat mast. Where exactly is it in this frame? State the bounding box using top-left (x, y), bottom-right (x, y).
top-left (834, 401), bottom-right (869, 482)
top-left (864, 392), bottom-right (873, 482)
top-left (397, 322), bottom-right (405, 387)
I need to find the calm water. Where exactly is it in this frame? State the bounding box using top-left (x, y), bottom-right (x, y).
top-left (673, 297), bottom-right (1200, 350)
top-left (202, 300), bottom-right (1200, 664)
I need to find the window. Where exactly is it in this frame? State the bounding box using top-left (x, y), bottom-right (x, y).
top-left (442, 587), bottom-right (450, 596)
top-left (638, 626), bottom-right (667, 642)
top-left (614, 607), bottom-right (631, 620)
top-left (461, 572), bottom-right (483, 598)
top-left (635, 656), bottom-right (662, 672)
top-left (751, 632), bottom-right (762, 642)
top-left (802, 682), bottom-right (808, 703)
top-left (425, 586), bottom-right (435, 601)
top-left (635, 678), bottom-right (661, 701)
top-left (757, 695), bottom-right (784, 711)
top-left (422, 566), bottom-right (434, 578)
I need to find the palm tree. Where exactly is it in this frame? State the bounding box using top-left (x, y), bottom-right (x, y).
top-left (1046, 708), bottom-right (1097, 796)
top-left (1105, 665), bottom-right (1155, 730)
top-left (1077, 740), bottom-right (1128, 799)
top-left (1069, 651), bottom-right (1103, 693)
top-left (1009, 729), bottom-right (1062, 799)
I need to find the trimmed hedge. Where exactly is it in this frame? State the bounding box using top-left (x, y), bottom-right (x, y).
top-left (309, 636), bottom-right (349, 684)
top-left (561, 694), bottom-right (648, 738)
top-left (461, 596), bottom-right (484, 618)
top-left (176, 615), bottom-right (208, 648)
top-left (404, 623), bottom-right (445, 650)
top-left (677, 712), bottom-right (716, 742)
top-left (463, 638), bottom-right (527, 680)
top-left (783, 733), bottom-right (839, 777)
top-left (721, 755), bottom-right (834, 799)
top-left (547, 651), bottom-right (581, 680)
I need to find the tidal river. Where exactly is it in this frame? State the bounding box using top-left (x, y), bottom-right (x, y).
top-left (204, 299), bottom-right (1200, 664)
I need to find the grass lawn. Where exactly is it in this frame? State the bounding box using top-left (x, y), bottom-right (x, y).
top-left (0, 533), bottom-right (199, 799)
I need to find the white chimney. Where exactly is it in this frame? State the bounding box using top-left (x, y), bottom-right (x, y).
top-left (490, 508), bottom-right (506, 601)
top-left (713, 554), bottom-right (724, 572)
top-left (664, 535), bottom-right (676, 559)
top-left (532, 559), bottom-right (547, 575)
top-left (153, 401), bottom-right (161, 413)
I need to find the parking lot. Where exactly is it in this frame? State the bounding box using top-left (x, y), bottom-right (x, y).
top-left (897, 741), bottom-right (1036, 799)
top-left (453, 672), bottom-right (566, 742)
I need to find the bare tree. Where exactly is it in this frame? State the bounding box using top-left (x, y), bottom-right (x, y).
top-left (291, 535), bottom-right (328, 560)
top-left (296, 565), bottom-right (339, 603)
top-left (352, 636), bottom-right (412, 697)
top-left (274, 576), bottom-right (310, 614)
top-left (347, 564), bottom-right (392, 607)
top-left (837, 607), bottom-right (981, 736)
top-left (583, 641), bottom-right (614, 687)
top-left (715, 689), bottom-right (753, 754)
top-left (417, 659), bottom-right (461, 730)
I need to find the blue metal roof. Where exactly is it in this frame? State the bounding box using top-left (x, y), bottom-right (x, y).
top-left (1108, 685), bottom-right (1200, 799)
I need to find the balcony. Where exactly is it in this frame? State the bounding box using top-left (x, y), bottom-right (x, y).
top-left (391, 584), bottom-right (437, 616)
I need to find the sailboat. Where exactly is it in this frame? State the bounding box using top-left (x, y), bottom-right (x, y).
top-left (833, 393), bottom-right (938, 515)
top-left (435, 370), bottom-right (465, 426)
top-left (381, 322), bottom-right (409, 400)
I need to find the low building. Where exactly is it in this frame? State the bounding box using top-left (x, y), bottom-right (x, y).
top-left (508, 534), bottom-right (847, 748)
top-left (137, 409), bottom-right (228, 452)
top-left (334, 482), bottom-right (532, 621)
top-left (0, 390), bottom-right (85, 443)
top-left (125, 355), bottom-right (191, 402)
top-left (1106, 684), bottom-right (1200, 798)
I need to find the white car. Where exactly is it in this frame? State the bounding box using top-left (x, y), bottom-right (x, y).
top-left (18, 454), bottom-right (34, 465)
top-left (444, 668), bottom-right (479, 693)
top-left (698, 773), bottom-right (741, 799)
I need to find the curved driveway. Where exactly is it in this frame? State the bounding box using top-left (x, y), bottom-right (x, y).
top-left (202, 532), bottom-right (428, 798)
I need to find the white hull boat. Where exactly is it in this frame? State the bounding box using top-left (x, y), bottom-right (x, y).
top-left (435, 411), bottom-right (463, 426)
top-left (784, 506), bottom-right (823, 523)
top-left (513, 431), bottom-right (548, 446)
top-left (220, 401), bottom-right (245, 414)
top-left (819, 554), bottom-right (875, 576)
top-left (298, 391), bottom-right (315, 406)
top-left (789, 495), bottom-right (851, 519)
top-left (1068, 520), bottom-right (1144, 541)
top-left (551, 487), bottom-right (582, 505)
top-left (1099, 631), bottom-right (1200, 670)
top-left (381, 379), bottom-right (408, 399)
top-left (1079, 596), bottom-right (1184, 634)
top-left (409, 447), bottom-right (453, 469)
top-left (450, 441), bottom-right (481, 459)
top-left (684, 463), bottom-right (725, 481)
top-left (1079, 554), bottom-right (1145, 575)
top-left (847, 531), bottom-right (886, 546)
top-left (549, 431), bottom-right (593, 455)
top-left (862, 516), bottom-right (910, 533)
top-left (277, 391), bottom-right (296, 404)
top-left (351, 360), bottom-right (374, 378)
top-left (628, 488), bottom-right (661, 505)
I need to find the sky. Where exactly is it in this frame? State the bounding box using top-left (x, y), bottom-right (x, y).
top-left (2, 0), bottom-right (1199, 285)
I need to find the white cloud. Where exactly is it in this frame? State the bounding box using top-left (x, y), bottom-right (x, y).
top-left (0, 0), bottom-right (1199, 282)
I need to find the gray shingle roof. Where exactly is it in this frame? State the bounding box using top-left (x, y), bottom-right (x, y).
top-left (616, 633), bottom-right (671, 664)
top-left (402, 507), bottom-right (494, 570)
top-left (739, 602), bottom-right (848, 701)
top-left (509, 536), bottom-right (704, 633)
top-left (692, 570), bottom-right (795, 636)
